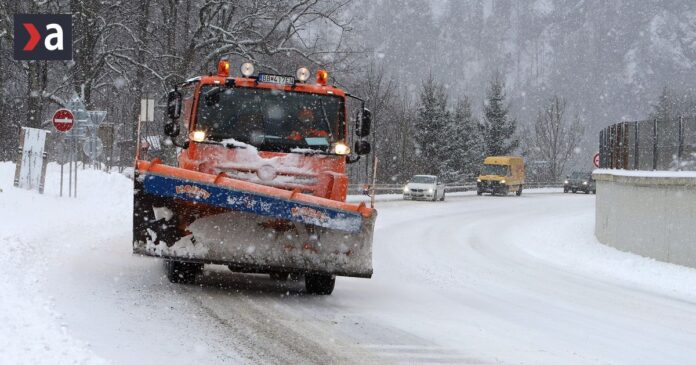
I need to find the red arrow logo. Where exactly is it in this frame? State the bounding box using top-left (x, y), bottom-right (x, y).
top-left (22, 23), bottom-right (40, 51)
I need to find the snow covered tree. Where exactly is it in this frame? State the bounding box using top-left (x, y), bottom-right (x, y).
top-left (441, 96), bottom-right (485, 182)
top-left (524, 96), bottom-right (584, 182)
top-left (414, 74), bottom-right (450, 176)
top-left (481, 74), bottom-right (519, 156)
top-left (650, 86), bottom-right (676, 123)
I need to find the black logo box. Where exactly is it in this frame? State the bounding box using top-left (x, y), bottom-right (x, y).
top-left (13, 14), bottom-right (72, 61)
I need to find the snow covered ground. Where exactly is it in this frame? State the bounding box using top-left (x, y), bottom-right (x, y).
top-left (3, 162), bottom-right (696, 364)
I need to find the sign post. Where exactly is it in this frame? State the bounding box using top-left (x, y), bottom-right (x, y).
top-left (52, 108), bottom-right (77, 197)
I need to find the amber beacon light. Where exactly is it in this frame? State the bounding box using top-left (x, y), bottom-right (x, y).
top-left (217, 60), bottom-right (230, 77)
top-left (317, 69), bottom-right (329, 85)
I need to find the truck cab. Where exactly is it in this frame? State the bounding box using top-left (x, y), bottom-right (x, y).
top-left (166, 61), bottom-right (371, 201)
top-left (476, 156), bottom-right (525, 196)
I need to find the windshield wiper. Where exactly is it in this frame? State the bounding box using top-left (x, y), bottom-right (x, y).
top-left (319, 98), bottom-right (333, 139)
top-left (199, 139), bottom-right (247, 149)
top-left (204, 87), bottom-right (222, 106)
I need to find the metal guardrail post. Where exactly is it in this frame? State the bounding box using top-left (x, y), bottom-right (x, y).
top-left (620, 123), bottom-right (624, 168)
top-left (653, 118), bottom-right (658, 170)
top-left (634, 121), bottom-right (639, 170)
top-left (599, 129), bottom-right (604, 168)
top-left (678, 116), bottom-right (684, 171)
top-left (611, 124), bottom-right (617, 168)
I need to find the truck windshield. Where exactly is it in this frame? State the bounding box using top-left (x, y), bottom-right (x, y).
top-left (481, 164), bottom-right (509, 176)
top-left (195, 86), bottom-right (345, 152)
top-left (411, 176), bottom-right (436, 184)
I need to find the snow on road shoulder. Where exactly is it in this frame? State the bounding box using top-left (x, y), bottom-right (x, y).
top-left (505, 196), bottom-right (696, 303)
top-left (0, 162), bottom-right (122, 364)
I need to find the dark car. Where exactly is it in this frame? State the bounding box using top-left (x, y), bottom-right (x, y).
top-left (564, 172), bottom-right (596, 194)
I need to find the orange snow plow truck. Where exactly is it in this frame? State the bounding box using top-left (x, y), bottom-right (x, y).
top-left (133, 61), bottom-right (376, 294)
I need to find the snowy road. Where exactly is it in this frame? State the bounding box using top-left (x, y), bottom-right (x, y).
top-left (4, 165), bottom-right (696, 364)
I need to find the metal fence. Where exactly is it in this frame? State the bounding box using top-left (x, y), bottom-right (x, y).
top-left (599, 116), bottom-right (696, 170)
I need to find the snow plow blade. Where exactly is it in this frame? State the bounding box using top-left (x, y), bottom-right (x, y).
top-left (133, 160), bottom-right (375, 278)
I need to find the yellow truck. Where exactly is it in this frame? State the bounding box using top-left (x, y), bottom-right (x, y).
top-left (476, 156), bottom-right (525, 196)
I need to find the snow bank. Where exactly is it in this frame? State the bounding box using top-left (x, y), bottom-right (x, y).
top-left (593, 168), bottom-right (696, 178)
top-left (508, 199), bottom-right (696, 302)
top-left (0, 162), bottom-right (128, 364)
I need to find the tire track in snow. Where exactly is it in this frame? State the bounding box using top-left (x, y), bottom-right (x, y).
top-left (183, 272), bottom-right (388, 365)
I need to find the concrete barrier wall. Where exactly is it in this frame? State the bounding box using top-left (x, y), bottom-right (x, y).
top-left (594, 170), bottom-right (696, 268)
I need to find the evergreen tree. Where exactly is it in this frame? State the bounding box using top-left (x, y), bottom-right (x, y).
top-left (414, 74), bottom-right (450, 175)
top-left (481, 74), bottom-right (519, 156)
top-left (651, 86), bottom-right (674, 122)
top-left (441, 97), bottom-right (485, 182)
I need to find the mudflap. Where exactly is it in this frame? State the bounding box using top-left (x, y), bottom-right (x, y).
top-left (132, 168), bottom-right (375, 278)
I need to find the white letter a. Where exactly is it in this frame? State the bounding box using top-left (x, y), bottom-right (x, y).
top-left (44, 23), bottom-right (63, 51)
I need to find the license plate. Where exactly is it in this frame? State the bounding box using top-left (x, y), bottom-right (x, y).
top-left (257, 73), bottom-right (295, 85)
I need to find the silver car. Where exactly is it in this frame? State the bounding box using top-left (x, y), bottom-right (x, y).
top-left (403, 175), bottom-right (446, 201)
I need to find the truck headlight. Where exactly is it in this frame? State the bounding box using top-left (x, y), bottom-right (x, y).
top-left (500, 180), bottom-right (506, 184)
top-left (403, 186), bottom-right (409, 192)
top-left (296, 67), bottom-right (310, 82)
top-left (190, 130), bottom-right (206, 142)
top-left (583, 181), bottom-right (588, 185)
top-left (241, 62), bottom-right (255, 77)
top-left (332, 142), bottom-right (350, 155)
top-left (477, 178), bottom-right (481, 183)
top-left (564, 180), bottom-right (569, 184)
top-left (428, 188), bottom-right (434, 193)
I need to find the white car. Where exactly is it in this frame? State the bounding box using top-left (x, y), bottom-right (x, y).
top-left (403, 175), bottom-right (446, 201)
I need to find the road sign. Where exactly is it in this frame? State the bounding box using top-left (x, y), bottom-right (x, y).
top-left (83, 137), bottom-right (103, 159)
top-left (593, 153), bottom-right (600, 168)
top-left (88, 110), bottom-right (107, 125)
top-left (52, 108), bottom-right (75, 132)
top-left (140, 98), bottom-right (155, 122)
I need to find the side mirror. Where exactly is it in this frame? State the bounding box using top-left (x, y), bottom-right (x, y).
top-left (164, 121), bottom-right (180, 137)
top-left (167, 89), bottom-right (182, 120)
top-left (355, 108), bottom-right (372, 137)
top-left (354, 140), bottom-right (371, 155)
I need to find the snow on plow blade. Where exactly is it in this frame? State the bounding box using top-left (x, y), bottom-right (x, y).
top-left (133, 160), bottom-right (375, 278)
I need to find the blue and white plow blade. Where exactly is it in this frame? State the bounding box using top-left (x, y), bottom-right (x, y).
top-left (133, 171), bottom-right (376, 278)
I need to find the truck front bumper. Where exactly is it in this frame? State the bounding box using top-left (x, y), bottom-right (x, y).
top-left (477, 181), bottom-right (506, 193)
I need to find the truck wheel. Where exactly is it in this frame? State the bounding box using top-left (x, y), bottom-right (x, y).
top-left (516, 186), bottom-right (523, 196)
top-left (563, 187), bottom-right (569, 193)
top-left (585, 189), bottom-right (590, 194)
top-left (477, 190), bottom-right (483, 196)
top-left (165, 260), bottom-right (202, 284)
top-left (571, 189), bottom-right (577, 193)
top-left (440, 192), bottom-right (445, 201)
top-left (305, 274), bottom-right (335, 295)
top-left (593, 190), bottom-right (596, 194)
top-left (270, 272), bottom-right (290, 281)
